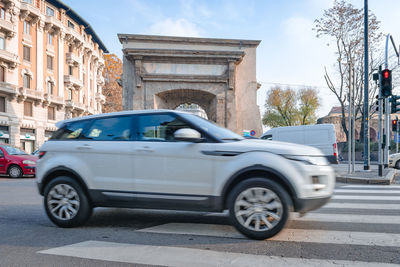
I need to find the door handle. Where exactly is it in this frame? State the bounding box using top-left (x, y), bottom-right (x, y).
top-left (76, 144), bottom-right (92, 150)
top-left (136, 146), bottom-right (154, 153)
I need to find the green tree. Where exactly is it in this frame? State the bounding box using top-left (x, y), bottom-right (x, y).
top-left (262, 86), bottom-right (320, 127)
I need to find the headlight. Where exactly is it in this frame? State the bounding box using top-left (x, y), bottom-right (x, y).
top-left (283, 155), bottom-right (328, 166)
top-left (23, 160), bottom-right (36, 165)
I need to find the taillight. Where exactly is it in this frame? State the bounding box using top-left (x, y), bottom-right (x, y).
top-left (333, 143), bottom-right (338, 157)
top-left (39, 151), bottom-right (46, 159)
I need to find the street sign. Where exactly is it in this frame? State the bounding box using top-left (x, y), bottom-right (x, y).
top-left (243, 130), bottom-right (250, 137)
top-left (250, 130), bottom-right (256, 136)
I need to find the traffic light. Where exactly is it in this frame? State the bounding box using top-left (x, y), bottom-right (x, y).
top-left (381, 69), bottom-right (392, 97)
top-left (392, 118), bottom-right (398, 132)
top-left (391, 95), bottom-right (400, 114)
top-left (375, 95), bottom-right (385, 113)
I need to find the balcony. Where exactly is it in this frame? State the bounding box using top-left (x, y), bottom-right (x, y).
top-left (18, 87), bottom-right (43, 103)
top-left (66, 52), bottom-right (81, 66)
top-left (64, 75), bottom-right (83, 89)
top-left (65, 27), bottom-right (84, 45)
top-left (44, 15), bottom-right (63, 32)
top-left (0, 49), bottom-right (18, 69)
top-left (65, 99), bottom-right (85, 111)
top-left (96, 75), bottom-right (104, 85)
top-left (95, 92), bottom-right (105, 103)
top-left (19, 2), bottom-right (41, 20)
top-left (43, 93), bottom-right (64, 106)
top-left (0, 19), bottom-right (15, 39)
top-left (0, 82), bottom-right (18, 96)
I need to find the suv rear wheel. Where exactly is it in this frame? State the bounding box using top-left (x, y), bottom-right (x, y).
top-left (43, 176), bottom-right (92, 228)
top-left (227, 178), bottom-right (290, 240)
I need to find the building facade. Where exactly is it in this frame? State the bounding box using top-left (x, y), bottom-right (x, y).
top-left (0, 0), bottom-right (107, 153)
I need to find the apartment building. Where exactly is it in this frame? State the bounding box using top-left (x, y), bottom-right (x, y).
top-left (0, 0), bottom-right (107, 153)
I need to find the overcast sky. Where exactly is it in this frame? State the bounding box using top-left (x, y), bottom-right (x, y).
top-left (63, 0), bottom-right (400, 121)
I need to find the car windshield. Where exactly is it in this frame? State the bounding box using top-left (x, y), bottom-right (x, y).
top-left (2, 146), bottom-right (28, 155)
top-left (179, 113), bottom-right (244, 141)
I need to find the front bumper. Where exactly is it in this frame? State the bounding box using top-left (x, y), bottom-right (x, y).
top-left (22, 166), bottom-right (36, 175)
top-left (294, 196), bottom-right (331, 213)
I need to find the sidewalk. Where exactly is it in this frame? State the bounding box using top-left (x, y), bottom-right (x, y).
top-left (332, 163), bottom-right (396, 185)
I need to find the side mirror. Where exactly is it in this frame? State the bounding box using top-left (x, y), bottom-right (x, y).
top-left (174, 128), bottom-right (205, 143)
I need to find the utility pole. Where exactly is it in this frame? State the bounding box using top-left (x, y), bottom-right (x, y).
top-left (397, 116), bottom-right (399, 153)
top-left (363, 0), bottom-right (370, 170)
top-left (348, 63), bottom-right (353, 174)
top-left (352, 67), bottom-right (355, 172)
top-left (378, 66), bottom-right (383, 176)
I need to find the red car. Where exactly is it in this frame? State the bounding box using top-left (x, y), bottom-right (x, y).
top-left (0, 144), bottom-right (37, 178)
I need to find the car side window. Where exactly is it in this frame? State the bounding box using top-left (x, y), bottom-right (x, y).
top-left (84, 116), bottom-right (133, 141)
top-left (51, 120), bottom-right (91, 140)
top-left (135, 114), bottom-right (194, 142)
top-left (261, 135), bottom-right (272, 140)
top-left (0, 149), bottom-right (4, 157)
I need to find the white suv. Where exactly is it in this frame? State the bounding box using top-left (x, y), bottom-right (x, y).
top-left (36, 110), bottom-right (335, 240)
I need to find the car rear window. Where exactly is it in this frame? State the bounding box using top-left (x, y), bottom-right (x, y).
top-left (50, 119), bottom-right (92, 140)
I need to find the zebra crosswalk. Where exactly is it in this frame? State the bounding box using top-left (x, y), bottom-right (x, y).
top-left (39, 184), bottom-right (400, 266)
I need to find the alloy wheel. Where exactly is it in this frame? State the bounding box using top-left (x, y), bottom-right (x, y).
top-left (47, 184), bottom-right (80, 221)
top-left (234, 187), bottom-right (283, 232)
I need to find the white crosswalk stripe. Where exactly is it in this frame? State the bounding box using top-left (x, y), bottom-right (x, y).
top-left (37, 184), bottom-right (400, 266)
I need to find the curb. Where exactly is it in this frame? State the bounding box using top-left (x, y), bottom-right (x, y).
top-left (335, 169), bottom-right (396, 185)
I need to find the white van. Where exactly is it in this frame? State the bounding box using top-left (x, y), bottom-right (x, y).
top-left (261, 124), bottom-right (338, 164)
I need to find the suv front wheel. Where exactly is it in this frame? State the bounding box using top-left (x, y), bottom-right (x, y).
top-left (43, 176), bottom-right (92, 228)
top-left (227, 178), bottom-right (291, 240)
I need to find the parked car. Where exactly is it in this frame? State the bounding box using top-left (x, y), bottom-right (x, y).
top-left (36, 110), bottom-right (335, 240)
top-left (0, 144), bottom-right (37, 178)
top-left (260, 124), bottom-right (339, 164)
top-left (389, 153), bottom-right (400, 168)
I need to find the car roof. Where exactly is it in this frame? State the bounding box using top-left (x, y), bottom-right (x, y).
top-left (55, 109), bottom-right (189, 128)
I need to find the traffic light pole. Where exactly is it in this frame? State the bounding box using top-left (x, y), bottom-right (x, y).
top-left (396, 116), bottom-right (399, 154)
top-left (363, 0), bottom-right (370, 170)
top-left (385, 96), bottom-right (389, 168)
top-left (378, 66), bottom-right (383, 177)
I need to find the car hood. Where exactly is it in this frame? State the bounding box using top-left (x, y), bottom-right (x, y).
top-left (221, 139), bottom-right (325, 156)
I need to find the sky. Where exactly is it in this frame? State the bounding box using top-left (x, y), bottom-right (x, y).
top-left (63, 0), bottom-right (400, 122)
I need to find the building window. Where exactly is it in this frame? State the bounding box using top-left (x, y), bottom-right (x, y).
top-left (0, 8), bottom-right (5, 20)
top-left (47, 32), bottom-right (53, 44)
top-left (89, 62), bottom-right (92, 70)
top-left (82, 56), bottom-right (85, 64)
top-left (48, 106), bottom-right (55, 120)
top-left (68, 45), bottom-right (73, 53)
top-left (46, 7), bottom-right (54, 17)
top-left (0, 66), bottom-right (5, 82)
top-left (47, 81), bottom-right (54, 95)
top-left (68, 20), bottom-right (74, 29)
top-left (23, 46), bottom-right (30, 62)
top-left (47, 55), bottom-right (53, 70)
top-left (23, 21), bottom-right (30, 34)
top-left (23, 74), bottom-right (30, 88)
top-left (0, 96), bottom-right (5, 112)
top-left (23, 0), bottom-right (33, 4)
top-left (0, 37), bottom-right (4, 50)
top-left (69, 65), bottom-right (73, 75)
top-left (24, 101), bottom-right (32, 117)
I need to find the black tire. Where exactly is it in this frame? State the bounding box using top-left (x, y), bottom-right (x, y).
top-left (43, 176), bottom-right (92, 228)
top-left (8, 165), bottom-right (23, 178)
top-left (396, 160), bottom-right (400, 169)
top-left (227, 178), bottom-right (291, 240)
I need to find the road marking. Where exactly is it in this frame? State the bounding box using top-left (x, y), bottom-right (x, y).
top-left (38, 240), bottom-right (398, 267)
top-left (332, 195), bottom-right (400, 201)
top-left (334, 189), bottom-right (400, 194)
top-left (323, 202), bottom-right (400, 210)
top-left (298, 213), bottom-right (400, 224)
top-left (341, 185), bottom-right (400, 189)
top-left (138, 223), bottom-right (400, 247)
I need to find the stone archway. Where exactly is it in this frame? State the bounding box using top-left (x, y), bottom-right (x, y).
top-left (119, 34), bottom-right (262, 135)
top-left (154, 89), bottom-right (216, 122)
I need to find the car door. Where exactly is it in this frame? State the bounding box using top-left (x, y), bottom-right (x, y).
top-left (131, 113), bottom-right (216, 196)
top-left (78, 115), bottom-right (135, 192)
top-left (0, 147), bottom-right (7, 174)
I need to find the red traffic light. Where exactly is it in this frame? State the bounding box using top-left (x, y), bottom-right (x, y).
top-left (393, 119), bottom-right (397, 125)
top-left (383, 69), bottom-right (390, 79)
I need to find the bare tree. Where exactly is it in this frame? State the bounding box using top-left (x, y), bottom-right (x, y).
top-left (314, 0), bottom-right (382, 142)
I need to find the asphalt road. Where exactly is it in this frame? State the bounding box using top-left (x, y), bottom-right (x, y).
top-left (1, 177), bottom-right (400, 266)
